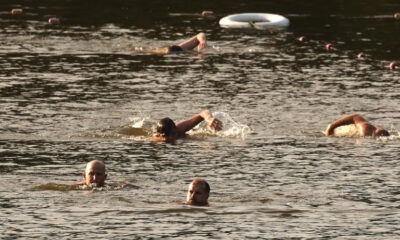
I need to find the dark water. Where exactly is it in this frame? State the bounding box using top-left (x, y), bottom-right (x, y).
top-left (1, 0), bottom-right (400, 239)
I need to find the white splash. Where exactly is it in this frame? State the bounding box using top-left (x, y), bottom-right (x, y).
top-left (190, 111), bottom-right (251, 140)
top-left (129, 116), bottom-right (153, 130)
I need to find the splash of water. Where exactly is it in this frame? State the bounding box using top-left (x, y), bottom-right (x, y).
top-left (128, 116), bottom-right (153, 129)
top-left (189, 112), bottom-right (251, 140)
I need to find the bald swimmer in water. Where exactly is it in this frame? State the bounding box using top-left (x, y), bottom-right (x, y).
top-left (130, 32), bottom-right (207, 54)
top-left (325, 114), bottom-right (390, 137)
top-left (186, 178), bottom-right (210, 206)
top-left (153, 109), bottom-right (222, 143)
top-left (76, 160), bottom-right (107, 187)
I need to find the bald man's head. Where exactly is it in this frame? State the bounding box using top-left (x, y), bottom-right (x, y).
top-left (83, 160), bottom-right (107, 187)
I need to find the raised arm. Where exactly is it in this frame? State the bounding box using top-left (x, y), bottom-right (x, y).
top-left (175, 110), bottom-right (222, 136)
top-left (325, 114), bottom-right (367, 136)
top-left (178, 32), bottom-right (207, 51)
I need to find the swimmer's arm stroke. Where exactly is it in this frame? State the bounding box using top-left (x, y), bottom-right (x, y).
top-left (325, 114), bottom-right (366, 136)
top-left (178, 32), bottom-right (207, 51)
top-left (175, 110), bottom-right (222, 136)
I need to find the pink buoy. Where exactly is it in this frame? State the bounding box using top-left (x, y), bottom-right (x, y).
top-left (48, 17), bottom-right (60, 24)
top-left (389, 61), bottom-right (399, 70)
top-left (357, 52), bottom-right (365, 59)
top-left (298, 36), bottom-right (306, 42)
top-left (325, 43), bottom-right (333, 51)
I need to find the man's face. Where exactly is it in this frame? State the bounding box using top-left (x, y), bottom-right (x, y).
top-left (84, 162), bottom-right (107, 187)
top-left (186, 182), bottom-right (209, 206)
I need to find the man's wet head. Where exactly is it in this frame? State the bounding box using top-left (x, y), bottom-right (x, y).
top-left (374, 128), bottom-right (390, 137)
top-left (83, 160), bottom-right (107, 187)
top-left (156, 118), bottom-right (177, 141)
top-left (186, 178), bottom-right (210, 206)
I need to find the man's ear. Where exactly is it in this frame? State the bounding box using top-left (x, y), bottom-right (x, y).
top-left (104, 174), bottom-right (107, 180)
top-left (205, 194), bottom-right (209, 200)
top-left (83, 172), bottom-right (86, 180)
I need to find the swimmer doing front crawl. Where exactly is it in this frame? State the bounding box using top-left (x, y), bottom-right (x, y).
top-left (153, 109), bottom-right (223, 143)
top-left (130, 32), bottom-right (207, 54)
top-left (325, 114), bottom-right (390, 137)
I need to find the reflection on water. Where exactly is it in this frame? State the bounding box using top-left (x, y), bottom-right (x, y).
top-left (1, 0), bottom-right (400, 239)
top-left (30, 182), bottom-right (139, 191)
top-left (30, 183), bottom-right (81, 191)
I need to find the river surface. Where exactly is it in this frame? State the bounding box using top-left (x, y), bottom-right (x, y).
top-left (1, 0), bottom-right (400, 239)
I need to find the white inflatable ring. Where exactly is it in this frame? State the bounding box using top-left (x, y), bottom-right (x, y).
top-left (219, 13), bottom-right (289, 29)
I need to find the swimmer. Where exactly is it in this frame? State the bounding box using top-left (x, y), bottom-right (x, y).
top-left (175, 32), bottom-right (207, 52)
top-left (74, 160), bottom-right (107, 187)
top-left (130, 32), bottom-right (207, 54)
top-left (153, 109), bottom-right (222, 143)
top-left (186, 178), bottom-right (210, 206)
top-left (325, 114), bottom-right (390, 137)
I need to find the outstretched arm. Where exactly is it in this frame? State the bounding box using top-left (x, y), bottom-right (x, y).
top-left (325, 114), bottom-right (367, 136)
top-left (178, 32), bottom-right (207, 51)
top-left (175, 110), bottom-right (222, 136)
